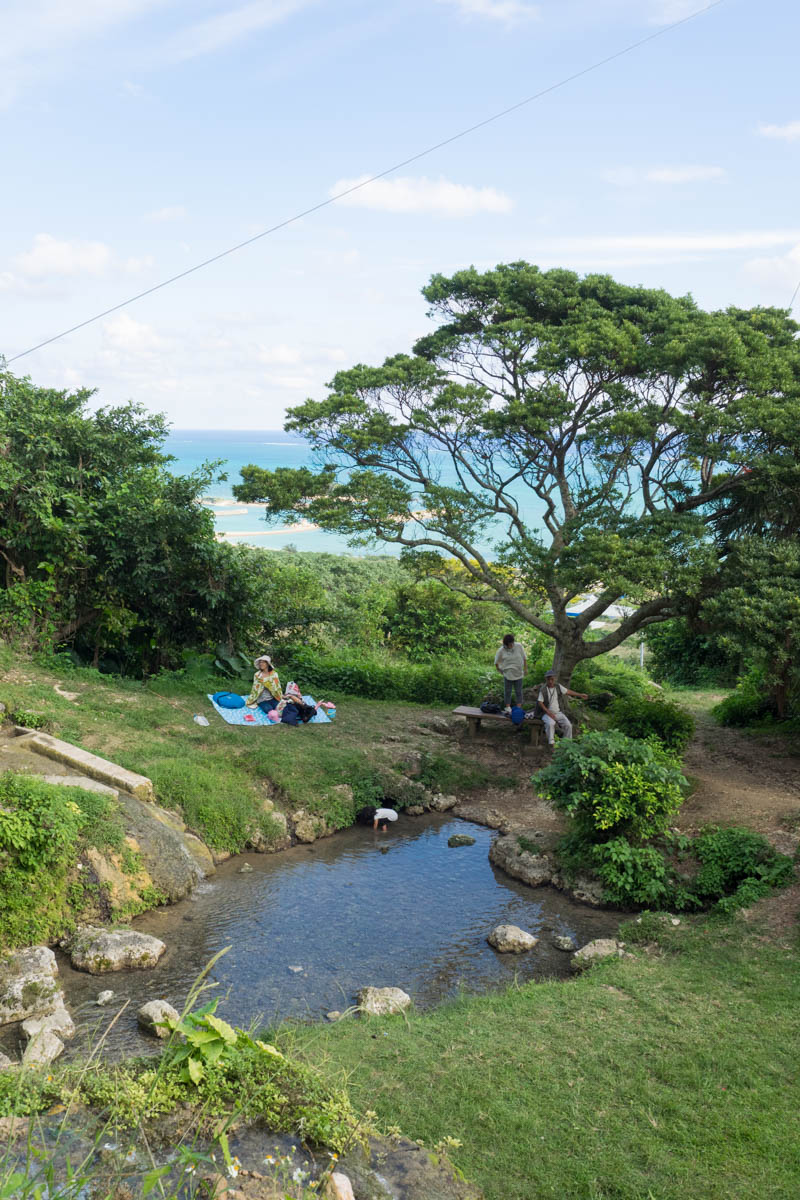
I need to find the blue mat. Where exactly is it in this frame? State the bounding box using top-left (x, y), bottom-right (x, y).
top-left (207, 694), bottom-right (332, 727)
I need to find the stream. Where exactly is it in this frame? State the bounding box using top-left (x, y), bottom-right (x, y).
top-left (4, 814), bottom-right (621, 1060)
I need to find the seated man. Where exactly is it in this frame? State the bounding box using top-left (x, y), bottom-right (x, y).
top-left (537, 669), bottom-right (588, 747)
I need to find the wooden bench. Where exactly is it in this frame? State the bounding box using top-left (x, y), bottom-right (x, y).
top-left (453, 706), bottom-right (544, 747)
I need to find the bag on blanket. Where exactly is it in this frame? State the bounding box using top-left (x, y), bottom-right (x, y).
top-left (212, 691), bottom-right (246, 709)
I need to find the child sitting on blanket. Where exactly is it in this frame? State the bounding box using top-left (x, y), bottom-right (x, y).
top-left (246, 655), bottom-right (283, 715)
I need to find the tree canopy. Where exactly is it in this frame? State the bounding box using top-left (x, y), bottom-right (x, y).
top-left (0, 371), bottom-right (252, 672)
top-left (235, 263), bottom-right (800, 680)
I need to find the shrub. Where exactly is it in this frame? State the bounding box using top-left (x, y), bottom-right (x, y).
top-left (713, 669), bottom-right (774, 727)
top-left (589, 838), bottom-right (672, 907)
top-left (571, 657), bottom-right (651, 702)
top-left (646, 618), bottom-right (741, 687)
top-left (283, 648), bottom-right (497, 705)
top-left (535, 730), bottom-right (687, 844)
top-left (691, 826), bottom-right (793, 913)
top-left (609, 696), bottom-right (694, 753)
top-left (0, 773), bottom-right (125, 947)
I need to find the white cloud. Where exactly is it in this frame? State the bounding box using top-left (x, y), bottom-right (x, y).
top-left (438, 0), bottom-right (540, 24)
top-left (165, 0), bottom-right (314, 63)
top-left (604, 164), bottom-right (725, 186)
top-left (743, 242), bottom-right (800, 294)
top-left (330, 175), bottom-right (513, 217)
top-left (758, 120), bottom-right (800, 142)
top-left (103, 313), bottom-right (169, 353)
top-left (257, 344), bottom-right (302, 365)
top-left (145, 205), bottom-right (188, 223)
top-left (16, 234), bottom-right (113, 279)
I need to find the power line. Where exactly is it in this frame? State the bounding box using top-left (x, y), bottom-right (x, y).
top-left (7, 0), bottom-right (725, 366)
top-left (789, 279), bottom-right (800, 311)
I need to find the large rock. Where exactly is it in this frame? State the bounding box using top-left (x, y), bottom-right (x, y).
top-left (429, 793), bottom-right (458, 812)
top-left (22, 1030), bottom-right (64, 1068)
top-left (487, 924), bottom-right (538, 953)
top-left (448, 834), bottom-right (476, 847)
top-left (570, 939), bottom-right (626, 972)
top-left (490, 831), bottom-right (605, 906)
top-left (0, 946), bottom-right (62, 1026)
top-left (115, 793), bottom-right (212, 902)
top-left (22, 1007), bottom-right (75, 1042)
top-left (69, 926), bottom-right (166, 974)
top-left (357, 986), bottom-right (411, 1016)
top-left (325, 1173), bottom-right (355, 1200)
top-left (137, 999), bottom-right (179, 1037)
top-left (292, 809), bottom-right (331, 844)
top-left (0, 1052), bottom-right (16, 1071)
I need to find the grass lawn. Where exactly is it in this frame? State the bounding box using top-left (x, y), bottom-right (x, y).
top-left (288, 915), bottom-right (800, 1200)
top-left (0, 645), bottom-right (497, 852)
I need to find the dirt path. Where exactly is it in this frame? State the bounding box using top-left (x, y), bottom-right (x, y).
top-left (442, 698), bottom-right (800, 850)
top-left (677, 698), bottom-right (800, 847)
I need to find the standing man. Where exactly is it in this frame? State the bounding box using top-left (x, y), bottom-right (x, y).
top-left (494, 633), bottom-right (527, 713)
top-left (537, 669), bottom-right (588, 746)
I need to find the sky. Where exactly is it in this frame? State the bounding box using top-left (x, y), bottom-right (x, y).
top-left (2, 0), bottom-right (800, 429)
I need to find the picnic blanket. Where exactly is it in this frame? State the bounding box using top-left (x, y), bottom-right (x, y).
top-left (207, 694), bottom-right (332, 727)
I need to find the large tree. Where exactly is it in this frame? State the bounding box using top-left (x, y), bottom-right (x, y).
top-left (235, 264), bottom-right (800, 681)
top-left (0, 371), bottom-right (254, 672)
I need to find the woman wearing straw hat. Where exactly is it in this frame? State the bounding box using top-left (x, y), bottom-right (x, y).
top-left (245, 654), bottom-right (284, 715)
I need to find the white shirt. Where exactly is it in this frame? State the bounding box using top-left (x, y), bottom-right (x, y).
top-left (538, 683), bottom-right (567, 714)
top-left (494, 644), bottom-right (526, 679)
top-left (374, 808), bottom-right (398, 822)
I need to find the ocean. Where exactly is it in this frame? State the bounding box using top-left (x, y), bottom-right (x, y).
top-left (164, 429), bottom-right (361, 554)
top-left (164, 428), bottom-right (546, 555)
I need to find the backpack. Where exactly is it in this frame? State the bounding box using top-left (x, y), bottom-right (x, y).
top-left (480, 701), bottom-right (503, 714)
top-left (212, 692), bottom-right (246, 709)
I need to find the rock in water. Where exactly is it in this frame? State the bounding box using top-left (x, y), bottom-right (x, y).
top-left (447, 834), bottom-right (476, 847)
top-left (0, 946), bottom-right (62, 1026)
top-left (356, 987), bottom-right (411, 1016)
top-left (552, 935), bottom-right (577, 952)
top-left (487, 924), bottom-right (539, 953)
top-left (69, 926), bottom-right (166, 974)
top-left (137, 999), bottom-right (179, 1037)
top-left (570, 939), bottom-right (626, 972)
top-left (96, 990), bottom-right (115, 1006)
top-left (22, 1030), bottom-right (64, 1067)
top-left (22, 1007), bottom-right (75, 1041)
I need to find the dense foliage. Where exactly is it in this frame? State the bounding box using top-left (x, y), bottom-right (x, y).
top-left (0, 372), bottom-right (258, 673)
top-left (0, 772), bottom-right (125, 945)
top-left (609, 696), bottom-right (695, 752)
top-left (535, 730), bottom-right (687, 844)
top-left (235, 263), bottom-right (800, 682)
top-left (590, 826), bottom-right (794, 912)
top-left (646, 618), bottom-right (741, 687)
top-left (283, 646), bottom-right (498, 705)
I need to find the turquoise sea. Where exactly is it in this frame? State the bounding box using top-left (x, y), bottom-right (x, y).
top-left (164, 429), bottom-right (360, 554)
top-left (165, 428), bottom-right (546, 555)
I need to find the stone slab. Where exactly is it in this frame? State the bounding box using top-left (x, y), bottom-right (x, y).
top-left (17, 729), bottom-right (154, 802)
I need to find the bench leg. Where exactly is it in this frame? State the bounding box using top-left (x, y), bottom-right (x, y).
top-left (466, 717), bottom-right (481, 738)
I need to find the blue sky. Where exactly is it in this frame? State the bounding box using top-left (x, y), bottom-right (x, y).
top-left (2, 0), bottom-right (799, 429)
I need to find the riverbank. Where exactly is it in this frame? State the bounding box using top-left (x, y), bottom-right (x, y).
top-left (292, 907), bottom-right (800, 1200)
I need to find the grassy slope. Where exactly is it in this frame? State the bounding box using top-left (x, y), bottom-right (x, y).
top-left (0, 645), bottom-right (495, 852)
top-left (291, 917), bottom-right (800, 1200)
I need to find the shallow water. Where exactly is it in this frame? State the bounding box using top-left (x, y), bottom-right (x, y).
top-left (4, 816), bottom-right (620, 1060)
